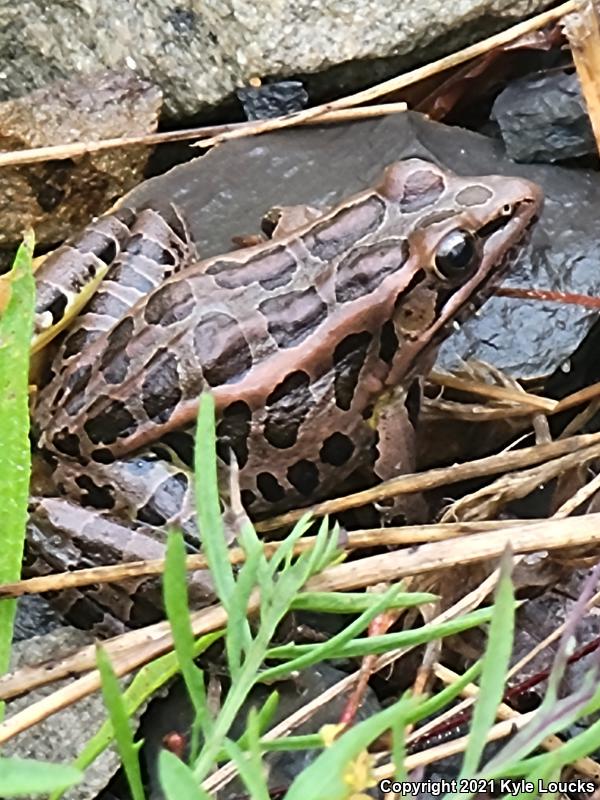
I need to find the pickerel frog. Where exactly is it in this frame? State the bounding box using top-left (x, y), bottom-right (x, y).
top-left (26, 159), bottom-right (541, 631)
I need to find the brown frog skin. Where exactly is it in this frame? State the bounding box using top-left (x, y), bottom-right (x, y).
top-left (27, 159), bottom-right (542, 630)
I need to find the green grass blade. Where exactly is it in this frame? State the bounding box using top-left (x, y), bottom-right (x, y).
top-left (405, 659), bottom-right (482, 726)
top-left (57, 632), bottom-right (222, 800)
top-left (158, 750), bottom-right (211, 800)
top-left (259, 584), bottom-right (404, 683)
top-left (391, 715), bottom-right (408, 782)
top-left (0, 756), bottom-right (82, 796)
top-left (0, 234), bottom-right (35, 677)
top-left (224, 709), bottom-right (270, 799)
top-left (192, 518), bottom-right (340, 781)
top-left (194, 393), bottom-right (235, 607)
top-left (234, 690), bottom-right (279, 753)
top-left (498, 684), bottom-right (600, 778)
top-left (265, 605), bottom-right (494, 665)
top-left (225, 526), bottom-right (262, 677)
top-left (264, 514), bottom-right (314, 577)
top-left (290, 590), bottom-right (437, 614)
top-left (458, 547), bottom-right (515, 779)
top-left (164, 531), bottom-right (210, 731)
top-left (262, 662), bottom-right (482, 757)
top-left (96, 646), bottom-right (145, 800)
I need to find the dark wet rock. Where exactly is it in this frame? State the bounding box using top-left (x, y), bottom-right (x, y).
top-left (3, 628), bottom-right (121, 800)
top-left (237, 81), bottom-right (309, 120)
top-left (491, 71), bottom-right (596, 163)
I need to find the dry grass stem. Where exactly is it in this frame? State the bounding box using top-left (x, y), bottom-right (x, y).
top-left (0, 520), bottom-right (526, 600)
top-left (4, 513), bottom-right (600, 741)
top-left (555, 381), bottom-right (600, 414)
top-left (440, 441), bottom-right (600, 521)
top-left (564, 1), bottom-right (600, 156)
top-left (258, 432), bottom-right (600, 530)
top-left (554, 469), bottom-right (600, 516)
top-left (430, 664), bottom-right (600, 780)
top-left (560, 397), bottom-right (600, 438)
top-left (427, 370), bottom-right (557, 411)
top-left (374, 711), bottom-right (535, 782)
top-left (0, 103), bottom-right (406, 169)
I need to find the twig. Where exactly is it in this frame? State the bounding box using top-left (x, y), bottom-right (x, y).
top-left (4, 514), bottom-right (600, 740)
top-left (0, 103), bottom-right (406, 169)
top-left (440, 440), bottom-right (600, 522)
top-left (427, 369), bottom-right (557, 411)
top-left (563, 1), bottom-right (600, 156)
top-left (6, 435), bottom-right (599, 599)
top-left (422, 664), bottom-right (600, 780)
top-left (258, 432), bottom-right (600, 531)
top-left (2, 519), bottom-right (519, 599)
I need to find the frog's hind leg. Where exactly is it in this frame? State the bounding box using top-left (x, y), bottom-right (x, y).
top-left (26, 496), bottom-right (216, 635)
top-left (50, 441), bottom-right (200, 548)
top-left (34, 205), bottom-right (198, 427)
top-left (50, 205), bottom-right (198, 373)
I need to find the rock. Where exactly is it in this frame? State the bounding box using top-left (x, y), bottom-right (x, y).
top-left (491, 71), bottom-right (596, 162)
top-left (0, 70), bottom-right (161, 256)
top-left (3, 628), bottom-right (120, 800)
top-left (1, 1), bottom-right (555, 121)
top-left (237, 80), bottom-right (309, 120)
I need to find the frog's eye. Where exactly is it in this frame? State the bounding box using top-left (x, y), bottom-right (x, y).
top-left (434, 228), bottom-right (480, 280)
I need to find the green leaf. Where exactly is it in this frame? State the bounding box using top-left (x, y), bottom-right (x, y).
top-left (290, 590), bottom-right (437, 614)
top-left (96, 646), bottom-right (145, 800)
top-left (0, 756), bottom-right (82, 796)
top-left (459, 547), bottom-right (515, 780)
top-left (0, 234), bottom-right (35, 677)
top-left (259, 584), bottom-right (404, 683)
top-left (499, 683), bottom-right (600, 778)
top-left (158, 750), bottom-right (210, 800)
top-left (391, 717), bottom-right (407, 783)
top-left (224, 709), bottom-right (270, 799)
top-left (54, 632), bottom-right (222, 800)
top-left (266, 605), bottom-right (495, 664)
top-left (235, 691), bottom-right (279, 753)
top-left (225, 525), bottom-right (261, 678)
top-left (192, 514), bottom-right (340, 782)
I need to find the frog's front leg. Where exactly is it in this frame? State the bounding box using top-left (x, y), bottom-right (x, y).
top-left (26, 497), bottom-right (216, 635)
top-left (369, 381), bottom-right (428, 523)
top-left (232, 204), bottom-right (327, 247)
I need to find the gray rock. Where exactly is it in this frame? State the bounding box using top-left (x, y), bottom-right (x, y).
top-left (1, 1), bottom-right (555, 120)
top-left (492, 71), bottom-right (596, 162)
top-left (3, 628), bottom-right (120, 800)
